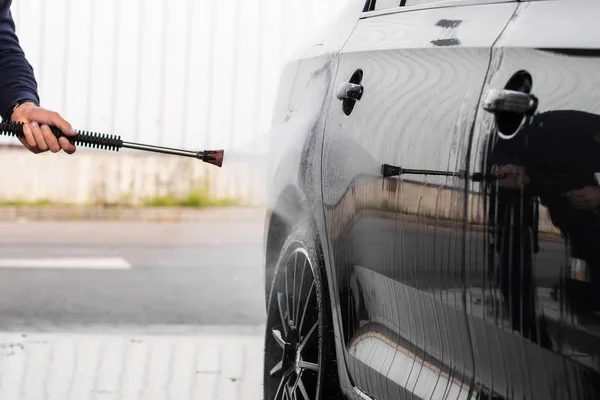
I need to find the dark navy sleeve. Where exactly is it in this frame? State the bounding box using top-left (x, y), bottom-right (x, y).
top-left (0, 0), bottom-right (39, 120)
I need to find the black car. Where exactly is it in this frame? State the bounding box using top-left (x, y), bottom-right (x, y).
top-left (263, 1), bottom-right (600, 399)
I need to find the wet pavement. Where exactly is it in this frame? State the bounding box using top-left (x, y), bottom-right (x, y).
top-left (0, 212), bottom-right (267, 399)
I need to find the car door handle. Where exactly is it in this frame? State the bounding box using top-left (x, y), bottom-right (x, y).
top-left (482, 89), bottom-right (538, 115)
top-left (337, 82), bottom-right (364, 101)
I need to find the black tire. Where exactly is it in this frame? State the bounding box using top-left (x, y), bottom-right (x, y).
top-left (263, 220), bottom-right (340, 400)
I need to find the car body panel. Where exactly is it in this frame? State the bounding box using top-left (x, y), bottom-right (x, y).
top-left (320, 3), bottom-right (517, 399)
top-left (466, 1), bottom-right (600, 398)
top-left (263, 1), bottom-right (367, 396)
top-left (264, 0), bottom-right (364, 292)
top-left (265, 1), bottom-right (600, 399)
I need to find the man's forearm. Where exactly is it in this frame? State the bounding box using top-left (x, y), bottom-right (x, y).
top-left (0, 0), bottom-right (39, 121)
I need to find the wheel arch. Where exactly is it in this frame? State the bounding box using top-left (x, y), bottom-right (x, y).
top-left (264, 185), bottom-right (318, 305)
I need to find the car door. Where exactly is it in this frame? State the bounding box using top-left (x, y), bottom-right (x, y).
top-left (465, 1), bottom-right (600, 399)
top-left (321, 1), bottom-right (518, 399)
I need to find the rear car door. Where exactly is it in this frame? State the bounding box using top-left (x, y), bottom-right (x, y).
top-left (321, 1), bottom-right (518, 399)
top-left (466, 1), bottom-right (600, 398)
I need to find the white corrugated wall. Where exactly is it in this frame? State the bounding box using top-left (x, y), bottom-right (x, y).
top-left (7, 0), bottom-right (346, 154)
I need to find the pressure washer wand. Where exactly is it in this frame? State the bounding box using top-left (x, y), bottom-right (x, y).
top-left (0, 121), bottom-right (224, 167)
top-left (382, 164), bottom-right (496, 182)
top-left (120, 141), bottom-right (223, 167)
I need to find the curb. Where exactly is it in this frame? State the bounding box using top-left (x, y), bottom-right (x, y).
top-left (0, 206), bottom-right (266, 222)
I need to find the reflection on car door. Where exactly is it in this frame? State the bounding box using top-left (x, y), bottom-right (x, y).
top-left (321, 3), bottom-right (517, 399)
top-left (466, 1), bottom-right (600, 398)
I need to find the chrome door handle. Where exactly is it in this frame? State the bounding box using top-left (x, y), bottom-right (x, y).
top-left (337, 82), bottom-right (364, 101)
top-left (482, 89), bottom-right (538, 115)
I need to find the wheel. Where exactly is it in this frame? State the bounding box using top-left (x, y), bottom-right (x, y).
top-left (263, 221), bottom-right (339, 400)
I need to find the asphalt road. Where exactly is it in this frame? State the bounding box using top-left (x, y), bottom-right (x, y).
top-left (0, 216), bottom-right (267, 331)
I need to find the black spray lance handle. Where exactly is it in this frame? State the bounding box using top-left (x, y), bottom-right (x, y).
top-left (0, 121), bottom-right (224, 167)
top-left (1, 121), bottom-right (123, 150)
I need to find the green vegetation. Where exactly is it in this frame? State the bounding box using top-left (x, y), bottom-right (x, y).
top-left (142, 188), bottom-right (240, 208)
top-left (0, 189), bottom-right (241, 208)
top-left (0, 198), bottom-right (69, 207)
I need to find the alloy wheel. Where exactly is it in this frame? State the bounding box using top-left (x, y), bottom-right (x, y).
top-left (266, 247), bottom-right (321, 400)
